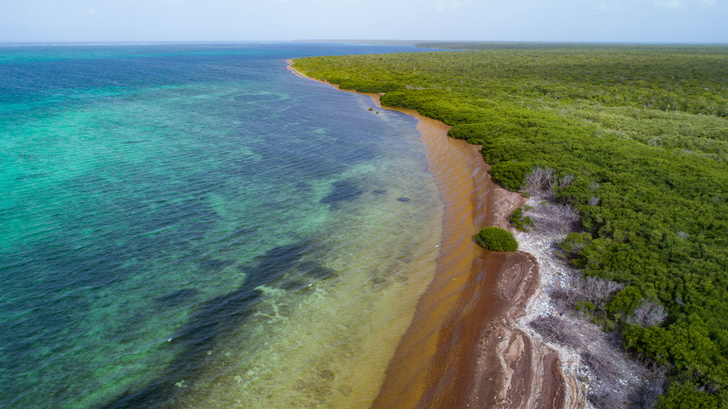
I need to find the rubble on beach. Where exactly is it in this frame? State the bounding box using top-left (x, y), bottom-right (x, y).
top-left (512, 194), bottom-right (665, 409)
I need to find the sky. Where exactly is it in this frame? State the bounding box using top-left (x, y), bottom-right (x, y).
top-left (0, 0), bottom-right (726, 44)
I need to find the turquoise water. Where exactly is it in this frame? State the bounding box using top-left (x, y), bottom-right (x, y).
top-left (0, 43), bottom-right (443, 408)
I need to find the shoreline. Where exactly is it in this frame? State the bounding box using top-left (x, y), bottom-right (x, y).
top-left (287, 60), bottom-right (580, 408)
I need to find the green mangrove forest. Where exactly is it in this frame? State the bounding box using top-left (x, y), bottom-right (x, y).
top-left (293, 44), bottom-right (728, 408)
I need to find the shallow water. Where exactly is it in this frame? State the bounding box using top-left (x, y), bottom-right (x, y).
top-left (0, 43), bottom-right (443, 408)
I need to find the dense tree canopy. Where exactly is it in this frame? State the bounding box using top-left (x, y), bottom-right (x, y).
top-left (292, 44), bottom-right (728, 407)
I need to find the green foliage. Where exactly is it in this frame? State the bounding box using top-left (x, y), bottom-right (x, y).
top-left (509, 207), bottom-right (535, 231)
top-left (606, 286), bottom-right (643, 319)
top-left (656, 382), bottom-right (728, 409)
top-left (475, 227), bottom-right (519, 252)
top-left (293, 44), bottom-right (728, 405)
top-left (575, 300), bottom-right (596, 314)
top-left (339, 80), bottom-right (403, 93)
top-left (489, 161), bottom-right (533, 191)
top-left (559, 232), bottom-right (593, 260)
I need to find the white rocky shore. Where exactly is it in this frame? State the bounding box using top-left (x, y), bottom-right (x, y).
top-left (511, 193), bottom-right (665, 409)
top-left (511, 195), bottom-right (594, 408)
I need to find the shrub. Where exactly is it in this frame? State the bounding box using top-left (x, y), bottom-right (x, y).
top-left (606, 285), bottom-right (643, 319)
top-left (559, 232), bottom-right (593, 259)
top-left (339, 80), bottom-right (403, 93)
top-left (475, 227), bottom-right (519, 252)
top-left (509, 207), bottom-right (535, 231)
top-left (488, 161), bottom-right (533, 191)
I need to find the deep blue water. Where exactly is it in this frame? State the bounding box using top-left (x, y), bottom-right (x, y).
top-left (0, 43), bottom-right (443, 408)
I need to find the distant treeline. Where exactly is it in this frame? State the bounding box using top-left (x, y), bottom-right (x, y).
top-left (416, 41), bottom-right (728, 51)
top-left (292, 45), bottom-right (728, 408)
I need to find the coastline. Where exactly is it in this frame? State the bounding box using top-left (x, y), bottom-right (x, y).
top-left (287, 60), bottom-right (582, 408)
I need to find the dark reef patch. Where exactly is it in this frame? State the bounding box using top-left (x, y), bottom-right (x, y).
top-left (195, 257), bottom-right (235, 272)
top-left (226, 226), bottom-right (258, 241)
top-left (279, 279), bottom-right (315, 293)
top-left (246, 243), bottom-right (309, 279)
top-left (155, 289), bottom-right (199, 308)
top-left (98, 242), bottom-right (311, 409)
top-left (397, 197), bottom-right (411, 202)
top-left (276, 260), bottom-right (337, 293)
top-left (320, 180), bottom-right (363, 205)
top-left (297, 261), bottom-right (337, 280)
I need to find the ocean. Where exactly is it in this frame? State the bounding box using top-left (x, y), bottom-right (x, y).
top-left (0, 43), bottom-right (443, 408)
